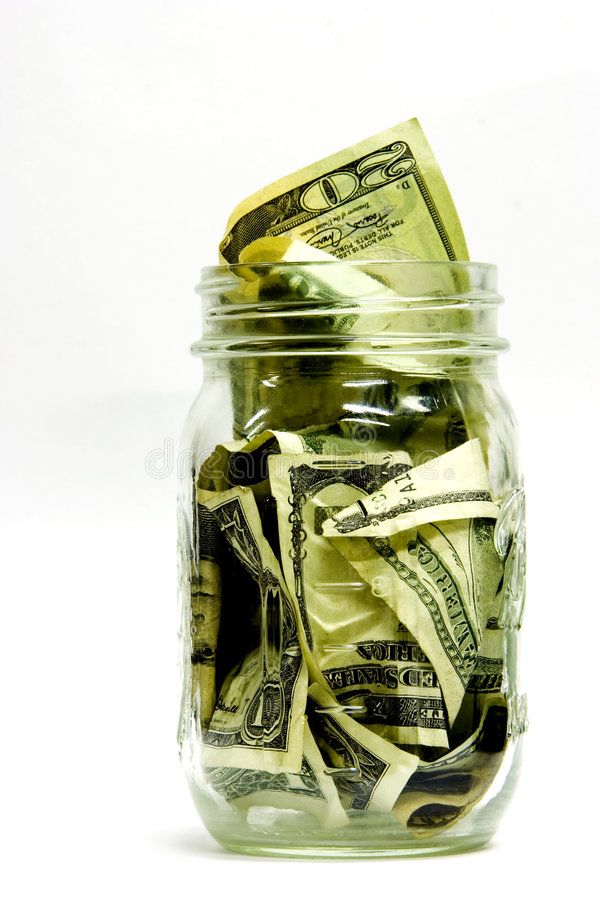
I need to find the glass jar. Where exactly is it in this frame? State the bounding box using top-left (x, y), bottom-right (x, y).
top-left (177, 260), bottom-right (527, 858)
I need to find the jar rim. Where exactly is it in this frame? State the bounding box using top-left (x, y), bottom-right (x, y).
top-left (198, 259), bottom-right (496, 290)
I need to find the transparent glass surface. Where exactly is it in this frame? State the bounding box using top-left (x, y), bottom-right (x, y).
top-left (177, 262), bottom-right (527, 857)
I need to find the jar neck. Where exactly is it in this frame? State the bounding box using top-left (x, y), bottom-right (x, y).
top-left (193, 260), bottom-right (508, 369)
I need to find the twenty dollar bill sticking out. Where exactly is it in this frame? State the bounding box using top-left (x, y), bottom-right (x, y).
top-left (220, 118), bottom-right (468, 264)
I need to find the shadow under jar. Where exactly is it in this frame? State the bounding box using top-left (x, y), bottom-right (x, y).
top-left (177, 260), bottom-right (527, 858)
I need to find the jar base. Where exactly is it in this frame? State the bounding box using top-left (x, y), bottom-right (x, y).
top-left (207, 826), bottom-right (495, 859)
top-left (213, 834), bottom-right (493, 859)
top-left (212, 836), bottom-right (493, 860)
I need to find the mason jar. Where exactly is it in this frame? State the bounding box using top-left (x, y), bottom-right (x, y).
top-left (177, 259), bottom-right (527, 858)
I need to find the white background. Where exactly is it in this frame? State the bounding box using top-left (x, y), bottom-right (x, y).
top-left (1, 1), bottom-right (599, 896)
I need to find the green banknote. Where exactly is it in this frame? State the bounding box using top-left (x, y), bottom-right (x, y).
top-left (199, 486), bottom-right (308, 774)
top-left (189, 498), bottom-right (223, 731)
top-left (322, 440), bottom-right (498, 538)
top-left (392, 699), bottom-right (508, 833)
top-left (220, 118), bottom-right (467, 264)
top-left (197, 431), bottom-right (304, 499)
top-left (328, 519), bottom-right (487, 726)
top-left (206, 719), bottom-right (348, 828)
top-left (269, 451), bottom-right (451, 748)
top-left (308, 683), bottom-right (419, 813)
top-left (452, 519), bottom-right (507, 741)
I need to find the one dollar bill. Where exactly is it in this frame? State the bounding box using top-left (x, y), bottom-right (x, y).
top-left (199, 486), bottom-right (308, 774)
top-left (269, 451), bottom-right (451, 748)
top-left (322, 440), bottom-right (498, 537)
top-left (308, 683), bottom-right (419, 813)
top-left (328, 519), bottom-right (486, 725)
top-left (206, 719), bottom-right (348, 828)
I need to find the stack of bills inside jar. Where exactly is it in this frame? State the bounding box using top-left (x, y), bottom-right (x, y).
top-left (181, 119), bottom-right (512, 834)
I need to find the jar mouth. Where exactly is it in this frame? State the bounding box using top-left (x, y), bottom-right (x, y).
top-left (194, 260), bottom-right (506, 359)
